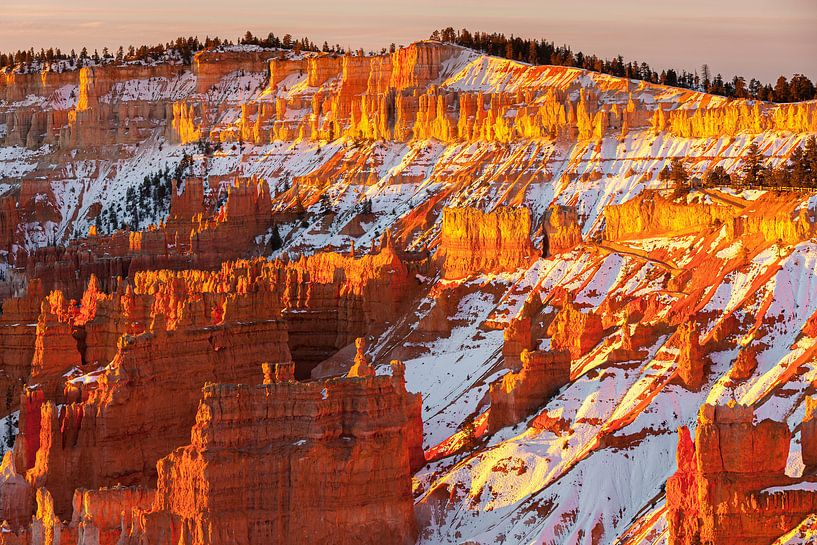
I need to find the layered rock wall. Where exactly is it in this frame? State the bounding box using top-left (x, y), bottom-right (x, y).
top-left (439, 206), bottom-right (535, 280)
top-left (547, 301), bottom-right (604, 359)
top-left (603, 191), bottom-right (738, 241)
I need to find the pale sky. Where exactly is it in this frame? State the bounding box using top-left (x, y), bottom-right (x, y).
top-left (2, 0), bottom-right (815, 82)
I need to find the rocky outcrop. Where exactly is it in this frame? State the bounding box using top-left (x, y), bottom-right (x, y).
top-left (488, 349), bottom-right (571, 433)
top-left (71, 487), bottom-right (155, 545)
top-left (667, 403), bottom-right (817, 545)
top-left (543, 205), bottom-right (582, 255)
top-left (653, 99), bottom-right (817, 137)
top-left (279, 239), bottom-right (412, 377)
top-left (802, 397), bottom-right (817, 474)
top-left (727, 193), bottom-right (817, 246)
top-left (193, 48), bottom-right (280, 94)
top-left (674, 320), bottom-right (708, 390)
top-left (502, 317), bottom-right (533, 370)
top-left (125, 363), bottom-right (422, 545)
top-left (23, 176), bottom-right (272, 299)
top-left (0, 452), bottom-right (33, 530)
top-left (603, 190), bottom-right (738, 241)
top-left (9, 241), bottom-right (414, 517)
top-left (30, 291), bottom-right (82, 401)
top-left (0, 280), bottom-right (44, 416)
top-left (18, 268), bottom-right (292, 517)
top-left (439, 206), bottom-right (535, 280)
top-left (547, 301), bottom-right (604, 359)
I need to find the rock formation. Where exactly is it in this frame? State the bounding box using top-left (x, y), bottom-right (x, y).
top-left (547, 300), bottom-right (604, 359)
top-left (603, 190), bottom-right (739, 241)
top-left (1, 38), bottom-right (817, 545)
top-left (543, 205), bottom-right (583, 254)
top-left (674, 320), bottom-right (708, 390)
top-left (125, 363), bottom-right (422, 545)
top-left (18, 268), bottom-right (292, 517)
top-left (0, 280), bottom-right (44, 417)
top-left (667, 403), bottom-right (817, 545)
top-left (502, 317), bottom-right (533, 370)
top-left (439, 206), bottom-right (535, 280)
top-left (488, 349), bottom-right (571, 433)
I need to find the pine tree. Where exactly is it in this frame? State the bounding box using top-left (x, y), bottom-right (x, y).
top-left (669, 158), bottom-right (689, 185)
top-left (774, 76), bottom-right (790, 102)
top-left (4, 414), bottom-right (16, 449)
top-left (741, 143), bottom-right (766, 186)
top-left (704, 166), bottom-right (731, 187)
top-left (268, 224), bottom-right (283, 252)
top-left (319, 193), bottom-right (331, 215)
top-left (659, 164), bottom-right (672, 185)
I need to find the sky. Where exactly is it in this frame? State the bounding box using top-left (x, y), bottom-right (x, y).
top-left (2, 0), bottom-right (815, 82)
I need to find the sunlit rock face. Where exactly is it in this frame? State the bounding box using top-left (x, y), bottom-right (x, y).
top-left (0, 39), bottom-right (815, 545)
top-left (438, 205), bottom-right (536, 280)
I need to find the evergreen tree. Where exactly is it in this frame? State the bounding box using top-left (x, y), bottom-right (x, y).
top-left (774, 76), bottom-right (790, 102)
top-left (319, 193), bottom-right (332, 215)
top-left (669, 158), bottom-right (689, 185)
top-left (704, 166), bottom-right (731, 187)
top-left (741, 143), bottom-right (766, 186)
top-left (659, 164), bottom-right (672, 185)
top-left (268, 224), bottom-right (283, 252)
top-left (4, 414), bottom-right (16, 449)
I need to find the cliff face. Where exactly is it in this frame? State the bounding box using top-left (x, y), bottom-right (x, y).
top-left (23, 176), bottom-right (272, 299)
top-left (667, 404), bottom-right (817, 545)
top-left (0, 280), bottom-right (43, 416)
top-left (126, 364), bottom-right (421, 545)
top-left (0, 241), bottom-right (413, 519)
top-left (18, 267), bottom-right (291, 517)
top-left (275, 240), bottom-right (412, 377)
top-left (439, 206), bottom-right (535, 280)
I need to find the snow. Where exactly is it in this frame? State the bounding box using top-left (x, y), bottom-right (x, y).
top-left (764, 481), bottom-right (817, 494)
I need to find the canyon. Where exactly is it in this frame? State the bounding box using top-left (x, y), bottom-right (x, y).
top-left (0, 39), bottom-right (815, 545)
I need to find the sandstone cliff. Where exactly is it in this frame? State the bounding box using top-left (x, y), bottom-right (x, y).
top-left (488, 349), bottom-right (571, 433)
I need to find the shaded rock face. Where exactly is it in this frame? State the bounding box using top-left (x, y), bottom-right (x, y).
top-left (279, 241), bottom-right (413, 378)
top-left (439, 206), bottom-right (535, 280)
top-left (667, 403), bottom-right (817, 545)
top-left (0, 280), bottom-right (43, 417)
top-left (502, 317), bottom-right (533, 370)
top-left (488, 349), bottom-right (571, 433)
top-left (22, 308), bottom-right (291, 518)
top-left (125, 366), bottom-right (422, 545)
top-left (543, 205), bottom-right (582, 254)
top-left (13, 265), bottom-right (290, 518)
